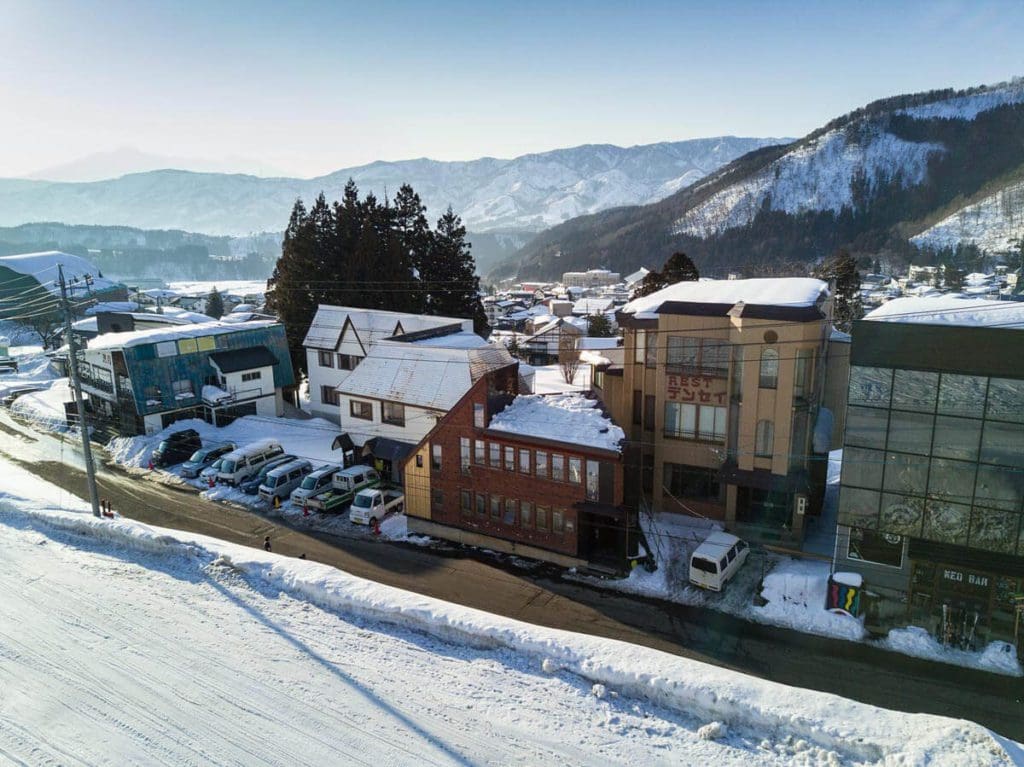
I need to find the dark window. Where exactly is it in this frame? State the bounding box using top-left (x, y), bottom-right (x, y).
top-left (521, 501), bottom-right (533, 528)
top-left (503, 499), bottom-right (517, 525)
top-left (663, 463), bottom-right (721, 502)
top-left (644, 395), bottom-right (655, 431)
top-left (847, 527), bottom-right (903, 568)
top-left (318, 350), bottom-right (334, 368)
top-left (322, 386), bottom-right (341, 407)
top-left (552, 508), bottom-right (565, 533)
top-left (349, 399), bottom-right (372, 419)
top-left (755, 419), bottom-right (774, 458)
top-left (692, 557), bottom-right (717, 574)
top-left (536, 505), bottom-right (549, 531)
top-left (632, 390), bottom-right (642, 425)
top-left (431, 489), bottom-right (444, 512)
top-left (337, 354), bottom-right (361, 370)
top-left (490, 495), bottom-right (501, 519)
top-left (460, 490), bottom-right (472, 516)
top-left (460, 438), bottom-right (470, 473)
top-left (415, 454), bottom-right (423, 468)
top-left (241, 371), bottom-right (262, 382)
top-left (476, 493), bottom-right (486, 516)
top-left (382, 401), bottom-right (406, 427)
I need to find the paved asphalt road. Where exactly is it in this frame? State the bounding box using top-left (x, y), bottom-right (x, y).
top-left (3, 435), bottom-right (1022, 740)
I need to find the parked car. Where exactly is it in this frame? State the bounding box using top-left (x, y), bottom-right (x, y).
top-left (305, 465), bottom-right (381, 512)
top-left (289, 464), bottom-right (341, 507)
top-left (349, 487), bottom-right (403, 526)
top-left (151, 429), bottom-right (202, 468)
top-left (240, 454), bottom-right (296, 495)
top-left (258, 459), bottom-right (314, 503)
top-left (689, 532), bottom-right (750, 592)
top-left (180, 442), bottom-right (237, 478)
top-left (199, 458), bottom-right (225, 483)
top-left (217, 440), bottom-right (284, 486)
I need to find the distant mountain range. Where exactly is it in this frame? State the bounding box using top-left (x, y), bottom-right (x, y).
top-left (493, 78), bottom-right (1024, 281)
top-left (0, 137), bottom-right (784, 241)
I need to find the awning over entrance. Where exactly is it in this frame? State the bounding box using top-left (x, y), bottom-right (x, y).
top-left (331, 433), bottom-right (355, 453)
top-left (574, 500), bottom-right (627, 522)
top-left (362, 436), bottom-right (415, 463)
top-left (718, 462), bottom-right (809, 495)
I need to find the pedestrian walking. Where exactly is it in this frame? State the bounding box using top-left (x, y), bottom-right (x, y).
top-left (263, 536), bottom-right (272, 552)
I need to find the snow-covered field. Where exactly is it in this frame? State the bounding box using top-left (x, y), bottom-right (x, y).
top-left (166, 279), bottom-right (268, 297)
top-left (532, 362), bottom-right (590, 394)
top-left (1, 458), bottom-right (1021, 766)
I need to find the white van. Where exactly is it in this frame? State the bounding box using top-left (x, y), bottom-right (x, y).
top-left (331, 465), bottom-right (381, 496)
top-left (289, 464), bottom-right (341, 506)
top-left (258, 459), bottom-right (313, 503)
top-left (689, 532), bottom-right (750, 592)
top-left (217, 440), bottom-right (284, 486)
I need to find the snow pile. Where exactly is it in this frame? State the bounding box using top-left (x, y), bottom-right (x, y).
top-left (882, 627), bottom-right (1023, 678)
top-left (754, 559), bottom-right (867, 642)
top-left (621, 277), bottom-right (828, 315)
top-left (488, 393), bottom-right (624, 451)
top-left (864, 295), bottom-right (1024, 328)
top-left (1, 493), bottom-right (1020, 766)
top-left (10, 378), bottom-right (74, 431)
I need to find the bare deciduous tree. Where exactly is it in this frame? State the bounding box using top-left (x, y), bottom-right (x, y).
top-left (558, 332), bottom-right (580, 385)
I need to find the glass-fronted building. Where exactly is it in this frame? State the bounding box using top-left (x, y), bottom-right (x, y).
top-left (835, 298), bottom-right (1024, 650)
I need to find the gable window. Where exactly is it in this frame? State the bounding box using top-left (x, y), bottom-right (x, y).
top-left (473, 403), bottom-right (485, 429)
top-left (241, 370), bottom-right (262, 382)
top-left (382, 401), bottom-right (405, 427)
top-left (431, 444), bottom-right (442, 471)
top-left (460, 437), bottom-right (470, 473)
top-left (349, 399), bottom-right (372, 419)
top-left (759, 348), bottom-right (779, 389)
top-left (321, 386), bottom-right (340, 407)
top-left (318, 350), bottom-right (334, 368)
top-left (337, 354), bottom-right (361, 370)
top-left (755, 419), bottom-right (775, 458)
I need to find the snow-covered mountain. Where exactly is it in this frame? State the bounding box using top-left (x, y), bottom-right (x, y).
top-left (0, 137), bottom-right (783, 237)
top-left (499, 78), bottom-right (1024, 280)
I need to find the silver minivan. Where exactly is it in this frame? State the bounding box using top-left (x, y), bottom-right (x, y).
top-left (289, 464), bottom-right (341, 506)
top-left (217, 440), bottom-right (284, 486)
top-left (258, 459), bottom-right (313, 503)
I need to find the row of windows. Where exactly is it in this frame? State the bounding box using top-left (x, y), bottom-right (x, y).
top-left (663, 463), bottom-right (722, 503)
top-left (144, 379), bottom-right (195, 402)
top-left (317, 351), bottom-right (362, 370)
top-left (664, 402), bottom-right (726, 442)
top-left (458, 491), bottom-right (571, 535)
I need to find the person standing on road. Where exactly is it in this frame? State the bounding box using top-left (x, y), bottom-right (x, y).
top-left (263, 536), bottom-right (272, 552)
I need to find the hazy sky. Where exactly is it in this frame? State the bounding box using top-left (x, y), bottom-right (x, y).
top-left (2, 0), bottom-right (1022, 179)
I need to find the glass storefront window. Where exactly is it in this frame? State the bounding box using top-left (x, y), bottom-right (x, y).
top-left (986, 378), bottom-right (1024, 423)
top-left (848, 366), bottom-right (892, 408)
top-left (927, 457), bottom-right (977, 505)
top-left (922, 499), bottom-right (970, 545)
top-left (932, 415), bottom-right (982, 462)
top-left (968, 507), bottom-right (1020, 554)
top-left (838, 487), bottom-right (880, 529)
top-left (980, 420), bottom-right (1024, 468)
top-left (883, 451), bottom-right (928, 496)
top-left (879, 493), bottom-right (924, 537)
top-left (974, 464), bottom-right (1024, 512)
top-left (845, 406), bottom-right (889, 450)
top-left (938, 373), bottom-right (987, 418)
top-left (886, 411), bottom-right (934, 456)
top-left (842, 447), bottom-right (885, 490)
top-left (891, 369), bottom-right (938, 412)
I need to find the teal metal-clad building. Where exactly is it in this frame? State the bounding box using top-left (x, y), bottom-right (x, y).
top-left (79, 321), bottom-right (295, 435)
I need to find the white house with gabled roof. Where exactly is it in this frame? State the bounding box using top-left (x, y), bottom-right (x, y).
top-left (302, 306), bottom-right (472, 422)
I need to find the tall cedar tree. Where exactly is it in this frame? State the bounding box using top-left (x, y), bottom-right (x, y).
top-left (265, 184), bottom-right (489, 372)
top-left (425, 207), bottom-right (490, 334)
top-left (205, 287), bottom-right (225, 319)
top-left (814, 248), bottom-right (863, 332)
top-left (632, 252), bottom-right (700, 298)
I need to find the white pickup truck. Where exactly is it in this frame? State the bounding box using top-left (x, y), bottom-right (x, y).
top-left (348, 487), bottom-right (404, 526)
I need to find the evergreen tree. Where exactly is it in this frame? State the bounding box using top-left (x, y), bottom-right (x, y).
top-left (586, 313), bottom-right (614, 337)
top-left (632, 252), bottom-right (700, 298)
top-left (206, 287), bottom-right (225, 319)
top-left (943, 263), bottom-right (964, 292)
top-left (266, 198), bottom-right (318, 373)
top-left (425, 207), bottom-right (489, 334)
top-left (814, 248), bottom-right (863, 332)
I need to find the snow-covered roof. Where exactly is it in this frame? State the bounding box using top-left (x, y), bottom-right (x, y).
top-left (622, 278), bottom-right (829, 317)
top-left (84, 320), bottom-right (279, 350)
top-left (410, 331), bottom-right (491, 350)
top-left (487, 394), bottom-right (624, 452)
top-left (159, 307), bottom-right (217, 323)
top-left (142, 288), bottom-right (181, 300)
top-left (338, 340), bottom-right (515, 411)
top-left (302, 305), bottom-right (469, 350)
top-left (572, 298), bottom-right (614, 315)
top-left (84, 301), bottom-right (140, 316)
top-left (0, 251), bottom-right (120, 296)
top-left (863, 295), bottom-right (1024, 329)
top-left (71, 313), bottom-right (191, 334)
top-left (577, 337), bottom-right (622, 350)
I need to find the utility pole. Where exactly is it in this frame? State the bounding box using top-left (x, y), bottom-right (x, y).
top-left (59, 264), bottom-right (101, 518)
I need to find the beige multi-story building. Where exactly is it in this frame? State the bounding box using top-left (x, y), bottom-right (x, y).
top-left (592, 278), bottom-right (847, 544)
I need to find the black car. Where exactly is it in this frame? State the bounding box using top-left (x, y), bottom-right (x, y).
top-left (239, 453), bottom-right (296, 495)
top-left (151, 429), bottom-right (202, 468)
